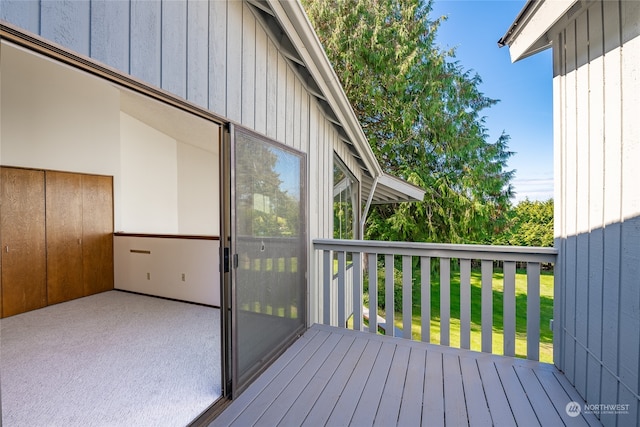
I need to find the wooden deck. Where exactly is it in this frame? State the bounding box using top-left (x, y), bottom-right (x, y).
top-left (211, 324), bottom-right (602, 426)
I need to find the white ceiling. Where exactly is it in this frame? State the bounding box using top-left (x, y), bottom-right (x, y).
top-left (3, 41), bottom-right (220, 153)
top-left (119, 88), bottom-right (219, 153)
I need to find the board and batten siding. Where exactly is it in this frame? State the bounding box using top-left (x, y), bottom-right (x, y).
top-left (0, 0), bottom-right (363, 325)
top-left (552, 2), bottom-right (640, 425)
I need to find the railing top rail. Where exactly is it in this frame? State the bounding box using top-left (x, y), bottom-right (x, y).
top-left (313, 239), bottom-right (557, 263)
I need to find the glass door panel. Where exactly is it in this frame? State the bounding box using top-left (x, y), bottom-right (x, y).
top-left (230, 127), bottom-right (306, 395)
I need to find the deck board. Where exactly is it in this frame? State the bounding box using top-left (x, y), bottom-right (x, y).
top-left (278, 334), bottom-right (356, 424)
top-left (299, 336), bottom-right (370, 426)
top-left (460, 357), bottom-right (492, 426)
top-left (443, 352), bottom-right (468, 427)
top-left (373, 344), bottom-right (410, 426)
top-left (325, 338), bottom-right (382, 425)
top-left (350, 342), bottom-right (395, 425)
top-left (211, 324), bottom-right (603, 426)
top-left (476, 357), bottom-right (517, 426)
top-left (495, 360), bottom-right (542, 426)
top-left (255, 332), bottom-right (343, 425)
top-left (515, 365), bottom-right (565, 426)
top-left (423, 350), bottom-right (445, 427)
top-left (397, 347), bottom-right (426, 426)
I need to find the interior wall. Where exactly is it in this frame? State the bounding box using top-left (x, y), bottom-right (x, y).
top-left (119, 112), bottom-right (179, 233)
top-left (0, 42), bottom-right (121, 205)
top-left (1, 42), bottom-right (220, 236)
top-left (177, 140), bottom-right (219, 235)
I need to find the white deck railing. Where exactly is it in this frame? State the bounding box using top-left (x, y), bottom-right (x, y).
top-left (313, 239), bottom-right (558, 361)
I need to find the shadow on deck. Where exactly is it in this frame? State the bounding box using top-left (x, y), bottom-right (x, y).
top-left (211, 324), bottom-right (601, 426)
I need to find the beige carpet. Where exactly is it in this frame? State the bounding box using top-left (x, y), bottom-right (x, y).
top-left (1, 291), bottom-right (221, 427)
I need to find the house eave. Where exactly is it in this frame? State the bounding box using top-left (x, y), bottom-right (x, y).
top-left (362, 173), bottom-right (425, 204)
top-left (267, 0), bottom-right (383, 177)
top-left (498, 0), bottom-right (581, 62)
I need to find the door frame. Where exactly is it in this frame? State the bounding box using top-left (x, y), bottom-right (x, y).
top-left (1, 27), bottom-right (233, 425)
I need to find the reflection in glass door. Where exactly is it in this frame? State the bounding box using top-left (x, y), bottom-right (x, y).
top-left (230, 126), bottom-right (306, 395)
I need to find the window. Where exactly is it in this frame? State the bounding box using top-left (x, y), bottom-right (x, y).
top-left (333, 156), bottom-right (359, 240)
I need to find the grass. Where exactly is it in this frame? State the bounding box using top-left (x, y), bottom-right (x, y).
top-left (362, 261), bottom-right (554, 363)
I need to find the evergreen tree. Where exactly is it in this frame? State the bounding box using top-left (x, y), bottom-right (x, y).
top-left (302, 0), bottom-right (515, 243)
top-left (493, 199), bottom-right (554, 247)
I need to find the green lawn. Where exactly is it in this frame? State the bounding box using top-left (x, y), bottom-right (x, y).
top-left (363, 261), bottom-right (554, 363)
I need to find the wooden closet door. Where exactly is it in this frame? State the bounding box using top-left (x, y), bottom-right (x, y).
top-left (82, 174), bottom-right (114, 296)
top-left (0, 167), bottom-right (47, 317)
top-left (46, 171), bottom-right (84, 304)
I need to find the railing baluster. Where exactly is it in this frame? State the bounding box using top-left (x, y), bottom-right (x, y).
top-left (440, 258), bottom-right (450, 346)
top-left (421, 256), bottom-right (431, 343)
top-left (527, 262), bottom-right (541, 361)
top-left (385, 254), bottom-right (395, 336)
top-left (337, 251), bottom-right (346, 328)
top-left (460, 259), bottom-right (471, 349)
top-left (402, 255), bottom-right (413, 339)
top-left (368, 253), bottom-right (378, 334)
top-left (323, 249), bottom-right (331, 325)
top-left (353, 252), bottom-right (362, 331)
top-left (284, 257), bottom-right (292, 318)
top-left (503, 261), bottom-right (516, 357)
top-left (481, 260), bottom-right (493, 353)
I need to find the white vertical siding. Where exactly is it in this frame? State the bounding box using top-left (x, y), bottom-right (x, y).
top-left (40, 0), bottom-right (90, 56)
top-left (225, 0), bottom-right (243, 122)
top-left (241, 3), bottom-right (256, 128)
top-left (586, 2), bottom-right (604, 409)
top-left (254, 25), bottom-right (268, 135)
top-left (554, 1), bottom-right (640, 424)
top-left (161, 0), bottom-right (187, 99)
top-left (91, 0), bottom-right (130, 72)
top-left (186, 0), bottom-right (209, 107)
top-left (209, 0), bottom-right (227, 116)
top-left (618, 1), bottom-right (640, 422)
top-left (130, 0), bottom-right (161, 87)
top-left (0, 0), bottom-right (40, 35)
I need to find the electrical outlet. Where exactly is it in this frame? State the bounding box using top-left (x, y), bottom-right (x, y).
top-left (181, 273), bottom-right (186, 282)
top-left (146, 272), bottom-right (150, 280)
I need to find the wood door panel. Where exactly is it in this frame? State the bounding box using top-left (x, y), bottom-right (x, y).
top-left (82, 174), bottom-right (114, 295)
top-left (0, 167), bottom-right (47, 317)
top-left (46, 171), bottom-right (84, 304)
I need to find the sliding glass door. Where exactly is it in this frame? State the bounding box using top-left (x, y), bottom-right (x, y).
top-left (226, 126), bottom-right (306, 396)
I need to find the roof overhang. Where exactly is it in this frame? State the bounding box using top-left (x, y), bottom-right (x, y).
top-left (262, 0), bottom-right (424, 204)
top-left (362, 173), bottom-right (425, 204)
top-left (498, 0), bottom-right (580, 62)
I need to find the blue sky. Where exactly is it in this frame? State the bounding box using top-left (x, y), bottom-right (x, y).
top-left (430, 0), bottom-right (554, 203)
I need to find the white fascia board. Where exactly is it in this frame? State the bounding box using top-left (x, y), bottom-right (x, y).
top-left (505, 0), bottom-right (577, 62)
top-left (376, 173), bottom-right (425, 203)
top-left (267, 0), bottom-right (383, 177)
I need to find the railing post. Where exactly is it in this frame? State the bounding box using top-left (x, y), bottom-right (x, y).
top-left (420, 256), bottom-right (431, 343)
top-left (337, 251), bottom-right (346, 328)
top-left (368, 253), bottom-right (378, 334)
top-left (385, 254), bottom-right (395, 336)
top-left (402, 255), bottom-right (413, 339)
top-left (352, 252), bottom-right (362, 331)
top-left (323, 249), bottom-right (331, 325)
top-left (503, 261), bottom-right (516, 357)
top-left (481, 260), bottom-right (493, 353)
top-left (527, 262), bottom-right (541, 361)
top-left (440, 258), bottom-right (450, 346)
top-left (460, 259), bottom-right (471, 350)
